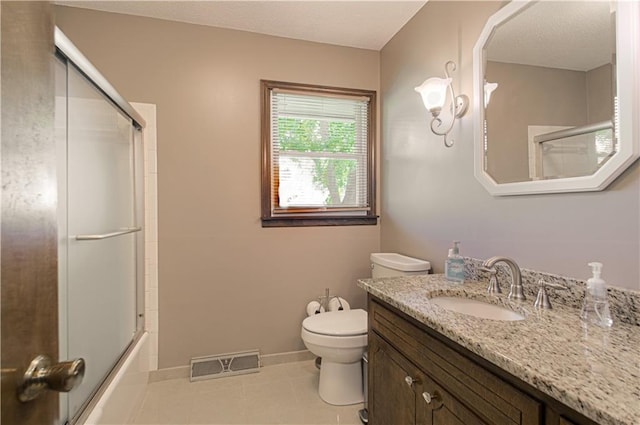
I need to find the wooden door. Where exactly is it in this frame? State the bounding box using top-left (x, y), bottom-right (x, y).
top-left (1, 2), bottom-right (60, 424)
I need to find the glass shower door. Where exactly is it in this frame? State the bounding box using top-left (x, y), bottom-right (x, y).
top-left (63, 62), bottom-right (139, 419)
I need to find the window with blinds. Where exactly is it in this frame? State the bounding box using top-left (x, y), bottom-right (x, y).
top-left (261, 80), bottom-right (377, 227)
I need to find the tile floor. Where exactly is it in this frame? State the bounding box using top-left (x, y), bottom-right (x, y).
top-left (133, 360), bottom-right (365, 425)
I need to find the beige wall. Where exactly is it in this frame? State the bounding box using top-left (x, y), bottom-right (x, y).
top-left (380, 1), bottom-right (639, 290)
top-left (485, 62), bottom-right (588, 183)
top-left (55, 6), bottom-right (380, 369)
top-left (586, 63), bottom-right (614, 123)
top-left (484, 61), bottom-right (615, 183)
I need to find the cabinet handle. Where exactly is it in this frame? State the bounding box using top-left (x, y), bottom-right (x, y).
top-left (404, 376), bottom-right (420, 386)
top-left (422, 391), bottom-right (440, 404)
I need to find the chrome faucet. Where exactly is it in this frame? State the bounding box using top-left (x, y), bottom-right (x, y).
top-left (481, 256), bottom-right (525, 301)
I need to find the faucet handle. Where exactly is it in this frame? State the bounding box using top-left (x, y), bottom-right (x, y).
top-left (480, 267), bottom-right (501, 295)
top-left (534, 279), bottom-right (567, 310)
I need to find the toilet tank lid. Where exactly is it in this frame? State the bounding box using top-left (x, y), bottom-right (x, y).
top-left (302, 309), bottom-right (367, 336)
top-left (370, 253), bottom-right (431, 272)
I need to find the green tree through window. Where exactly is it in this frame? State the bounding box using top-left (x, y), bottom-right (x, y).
top-left (278, 118), bottom-right (357, 205)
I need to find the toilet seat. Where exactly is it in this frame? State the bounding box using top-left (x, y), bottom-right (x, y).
top-left (302, 309), bottom-right (367, 336)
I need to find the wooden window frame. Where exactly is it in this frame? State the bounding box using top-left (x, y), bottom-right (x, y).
top-left (260, 80), bottom-right (377, 228)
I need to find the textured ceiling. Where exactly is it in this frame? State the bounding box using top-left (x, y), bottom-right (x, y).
top-left (486, 1), bottom-right (614, 72)
top-left (55, 1), bottom-right (427, 51)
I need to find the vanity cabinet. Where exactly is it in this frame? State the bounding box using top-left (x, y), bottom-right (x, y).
top-left (368, 297), bottom-right (598, 425)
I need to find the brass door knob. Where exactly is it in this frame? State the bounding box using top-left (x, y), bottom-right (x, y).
top-left (17, 355), bottom-right (85, 402)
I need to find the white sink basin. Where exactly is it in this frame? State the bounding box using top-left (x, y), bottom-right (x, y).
top-left (429, 297), bottom-right (525, 321)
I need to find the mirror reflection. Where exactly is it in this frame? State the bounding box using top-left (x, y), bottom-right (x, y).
top-left (483, 1), bottom-right (616, 184)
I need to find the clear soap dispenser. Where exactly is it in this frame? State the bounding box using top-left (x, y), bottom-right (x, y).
top-left (445, 241), bottom-right (465, 283)
top-left (580, 262), bottom-right (613, 328)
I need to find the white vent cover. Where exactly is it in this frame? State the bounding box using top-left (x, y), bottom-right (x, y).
top-left (190, 350), bottom-right (260, 382)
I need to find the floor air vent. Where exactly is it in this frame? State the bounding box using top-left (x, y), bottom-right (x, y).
top-left (190, 350), bottom-right (260, 382)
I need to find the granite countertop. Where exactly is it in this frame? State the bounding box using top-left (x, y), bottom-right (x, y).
top-left (358, 274), bottom-right (640, 425)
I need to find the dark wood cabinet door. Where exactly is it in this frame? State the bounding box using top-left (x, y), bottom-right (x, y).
top-left (417, 374), bottom-right (487, 425)
top-left (370, 333), bottom-right (418, 425)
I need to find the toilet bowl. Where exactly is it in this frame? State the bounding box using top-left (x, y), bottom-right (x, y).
top-left (301, 309), bottom-right (368, 405)
top-left (301, 253), bottom-right (430, 406)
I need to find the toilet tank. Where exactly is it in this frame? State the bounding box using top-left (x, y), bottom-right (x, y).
top-left (370, 253), bottom-right (431, 278)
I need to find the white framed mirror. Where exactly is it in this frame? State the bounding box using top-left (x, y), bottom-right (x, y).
top-left (473, 1), bottom-right (640, 196)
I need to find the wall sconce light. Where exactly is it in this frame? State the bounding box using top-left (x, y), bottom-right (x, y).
top-left (415, 61), bottom-right (469, 147)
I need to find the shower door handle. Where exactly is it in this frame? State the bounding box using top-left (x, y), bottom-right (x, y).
top-left (75, 226), bottom-right (141, 240)
top-left (17, 355), bottom-right (85, 402)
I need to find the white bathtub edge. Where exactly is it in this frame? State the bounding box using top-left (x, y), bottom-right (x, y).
top-left (82, 332), bottom-right (150, 425)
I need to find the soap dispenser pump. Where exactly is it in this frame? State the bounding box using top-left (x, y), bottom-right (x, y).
top-left (580, 262), bottom-right (613, 328)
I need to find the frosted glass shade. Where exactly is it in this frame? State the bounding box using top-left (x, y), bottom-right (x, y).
top-left (484, 82), bottom-right (498, 108)
top-left (415, 77), bottom-right (451, 112)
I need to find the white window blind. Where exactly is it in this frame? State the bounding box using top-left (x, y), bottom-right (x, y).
top-left (270, 91), bottom-right (370, 215)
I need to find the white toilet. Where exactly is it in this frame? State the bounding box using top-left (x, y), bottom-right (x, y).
top-left (300, 253), bottom-right (430, 406)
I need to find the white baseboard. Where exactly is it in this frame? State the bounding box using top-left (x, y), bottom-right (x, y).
top-left (261, 349), bottom-right (315, 367)
top-left (148, 365), bottom-right (189, 383)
